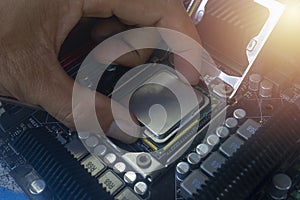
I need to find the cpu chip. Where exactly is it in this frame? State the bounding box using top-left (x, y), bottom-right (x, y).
top-left (128, 71), bottom-right (208, 143)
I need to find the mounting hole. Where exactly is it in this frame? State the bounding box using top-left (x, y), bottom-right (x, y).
top-left (136, 153), bottom-right (152, 169)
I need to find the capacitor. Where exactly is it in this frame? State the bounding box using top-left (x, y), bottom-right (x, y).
top-left (176, 162), bottom-right (190, 181)
top-left (225, 117), bottom-right (238, 130)
top-left (268, 173), bottom-right (292, 200)
top-left (233, 109), bottom-right (247, 121)
top-left (113, 162), bottom-right (126, 174)
top-left (78, 132), bottom-right (90, 140)
top-left (206, 134), bottom-right (220, 147)
top-left (104, 153), bottom-right (117, 165)
top-left (249, 74), bottom-right (262, 91)
top-left (259, 80), bottom-right (273, 98)
top-left (187, 153), bottom-right (201, 169)
top-left (85, 136), bottom-right (99, 147)
top-left (28, 179), bottom-right (46, 195)
top-left (196, 144), bottom-right (210, 157)
top-left (216, 126), bottom-right (230, 139)
top-left (134, 182), bottom-right (148, 197)
top-left (94, 145), bottom-right (107, 157)
top-left (124, 171), bottom-right (137, 184)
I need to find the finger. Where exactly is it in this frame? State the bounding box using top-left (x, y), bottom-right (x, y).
top-left (91, 17), bottom-right (154, 66)
top-left (34, 59), bottom-right (138, 144)
top-left (82, 0), bottom-right (202, 83)
top-left (91, 17), bottom-right (127, 41)
top-left (93, 28), bottom-right (159, 67)
top-left (103, 99), bottom-right (141, 143)
top-left (93, 38), bottom-right (155, 67)
top-left (72, 84), bottom-right (140, 144)
top-left (174, 54), bottom-right (200, 85)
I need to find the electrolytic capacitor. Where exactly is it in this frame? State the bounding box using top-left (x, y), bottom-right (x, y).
top-left (124, 171), bottom-right (137, 184)
top-left (187, 153), bottom-right (201, 169)
top-left (225, 117), bottom-right (238, 130)
top-left (94, 145), bottom-right (107, 157)
top-left (104, 153), bottom-right (117, 165)
top-left (249, 74), bottom-right (262, 91)
top-left (268, 173), bottom-right (292, 200)
top-left (259, 80), bottom-right (273, 98)
top-left (216, 126), bottom-right (230, 139)
top-left (206, 134), bottom-right (220, 147)
top-left (134, 182), bottom-right (149, 198)
top-left (78, 132), bottom-right (90, 140)
top-left (176, 162), bottom-right (190, 181)
top-left (233, 109), bottom-right (247, 121)
top-left (113, 162), bottom-right (126, 174)
top-left (196, 144), bottom-right (210, 157)
top-left (28, 179), bottom-right (46, 195)
top-left (85, 136), bottom-right (99, 148)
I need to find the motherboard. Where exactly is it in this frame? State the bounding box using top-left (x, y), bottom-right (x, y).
top-left (1, 0), bottom-right (300, 200)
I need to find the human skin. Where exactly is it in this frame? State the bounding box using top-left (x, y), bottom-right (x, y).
top-left (0, 0), bottom-right (201, 143)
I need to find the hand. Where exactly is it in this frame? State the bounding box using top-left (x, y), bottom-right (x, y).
top-left (0, 0), bottom-right (201, 143)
